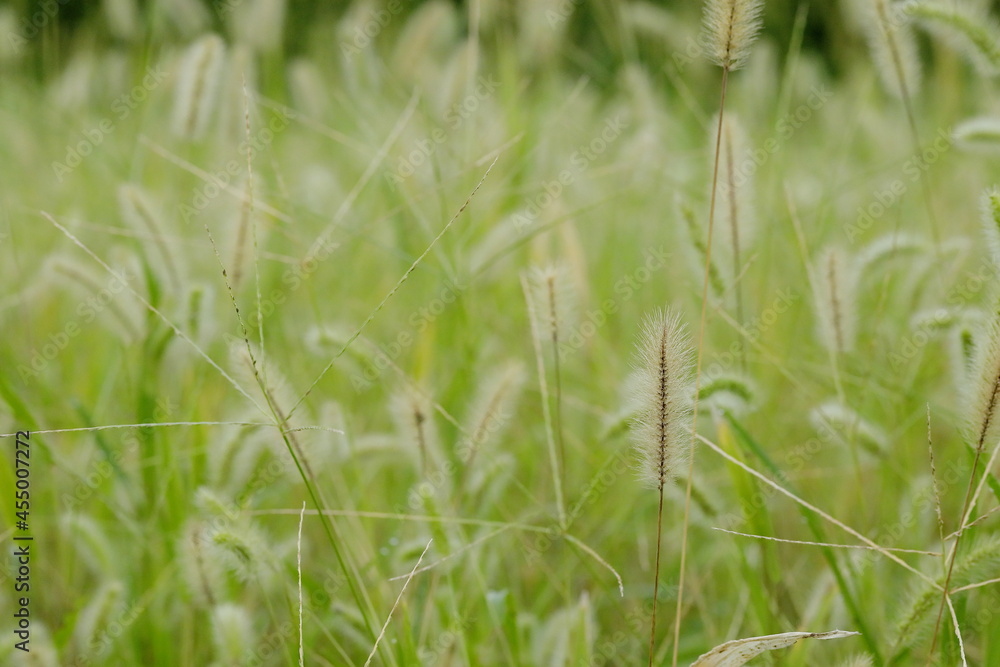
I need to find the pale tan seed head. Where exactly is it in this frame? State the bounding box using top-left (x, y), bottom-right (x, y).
top-left (631, 310), bottom-right (696, 490)
top-left (702, 0), bottom-right (765, 71)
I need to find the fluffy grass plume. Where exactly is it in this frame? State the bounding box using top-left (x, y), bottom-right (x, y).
top-left (965, 310), bottom-right (1000, 452)
top-left (698, 373), bottom-right (756, 414)
top-left (906, 0), bottom-right (1000, 75)
top-left (631, 310), bottom-right (695, 490)
top-left (810, 400), bottom-right (889, 458)
top-left (894, 536), bottom-right (1000, 657)
top-left (812, 246), bottom-right (858, 354)
top-left (528, 264), bottom-right (575, 486)
top-left (632, 309), bottom-right (695, 666)
top-left (856, 232), bottom-right (926, 273)
top-left (712, 113), bottom-right (756, 259)
top-left (392, 387), bottom-right (441, 477)
top-left (117, 183), bottom-right (181, 288)
top-left (210, 603), bottom-right (254, 665)
top-left (702, 0), bottom-right (765, 71)
top-left (711, 112), bottom-right (755, 328)
top-left (860, 0), bottom-right (922, 99)
top-left (954, 116), bottom-right (1000, 153)
top-left (462, 362), bottom-right (524, 467)
top-left (172, 33), bottom-right (225, 139)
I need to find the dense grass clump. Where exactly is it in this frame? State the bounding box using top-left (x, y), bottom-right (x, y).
top-left (6, 0), bottom-right (1000, 665)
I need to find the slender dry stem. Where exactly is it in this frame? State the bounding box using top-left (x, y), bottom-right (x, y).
top-left (670, 67), bottom-right (728, 667)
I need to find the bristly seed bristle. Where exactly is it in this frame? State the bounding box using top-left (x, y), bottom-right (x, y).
top-left (703, 0), bottom-right (765, 71)
top-left (863, 0), bottom-right (922, 99)
top-left (812, 246), bottom-right (858, 355)
top-left (631, 310), bottom-right (696, 490)
top-left (172, 33), bottom-right (225, 139)
top-left (966, 313), bottom-right (1000, 453)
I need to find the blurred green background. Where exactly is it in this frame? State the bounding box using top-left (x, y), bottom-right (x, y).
top-left (3, 0), bottom-right (866, 81)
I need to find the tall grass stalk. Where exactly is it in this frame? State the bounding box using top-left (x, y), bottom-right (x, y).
top-left (673, 1), bottom-right (762, 664)
top-left (522, 272), bottom-right (567, 528)
top-left (867, 0), bottom-right (943, 250)
top-left (632, 311), bottom-right (694, 666)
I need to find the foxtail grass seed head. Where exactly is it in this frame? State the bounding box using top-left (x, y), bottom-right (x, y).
top-left (954, 117), bottom-right (1000, 153)
top-left (965, 313), bottom-right (1000, 451)
top-left (103, 0), bottom-right (140, 41)
top-left (162, 0), bottom-right (211, 36)
top-left (211, 604), bottom-right (254, 664)
top-left (48, 255), bottom-right (142, 343)
top-left (910, 307), bottom-right (958, 334)
top-left (863, 0), bottom-right (922, 98)
top-left (857, 232), bottom-right (927, 273)
top-left (206, 426), bottom-right (267, 495)
top-left (698, 373), bottom-right (757, 414)
top-left (117, 183), bottom-right (179, 283)
top-left (894, 535), bottom-right (1000, 648)
top-left (949, 311), bottom-right (982, 390)
top-left (64, 514), bottom-right (116, 577)
top-left (179, 521), bottom-right (224, 607)
top-left (288, 58), bottom-right (329, 120)
top-left (389, 1), bottom-right (459, 82)
top-left (391, 388), bottom-right (442, 474)
top-left (810, 400), bottom-right (889, 457)
top-left (463, 362), bottom-right (524, 459)
top-left (631, 310), bottom-right (696, 490)
top-left (812, 246), bottom-right (858, 354)
top-left (710, 112), bottom-right (756, 272)
top-left (702, 0), bottom-right (765, 71)
top-left (172, 33), bottom-right (225, 139)
top-left (72, 580), bottom-right (125, 655)
top-left (527, 264), bottom-right (576, 358)
top-left (905, 0), bottom-right (1000, 75)
top-left (227, 0), bottom-right (286, 53)
top-left (209, 523), bottom-right (272, 583)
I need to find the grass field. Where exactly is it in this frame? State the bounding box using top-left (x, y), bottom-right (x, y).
top-left (3, 0), bottom-right (1000, 665)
